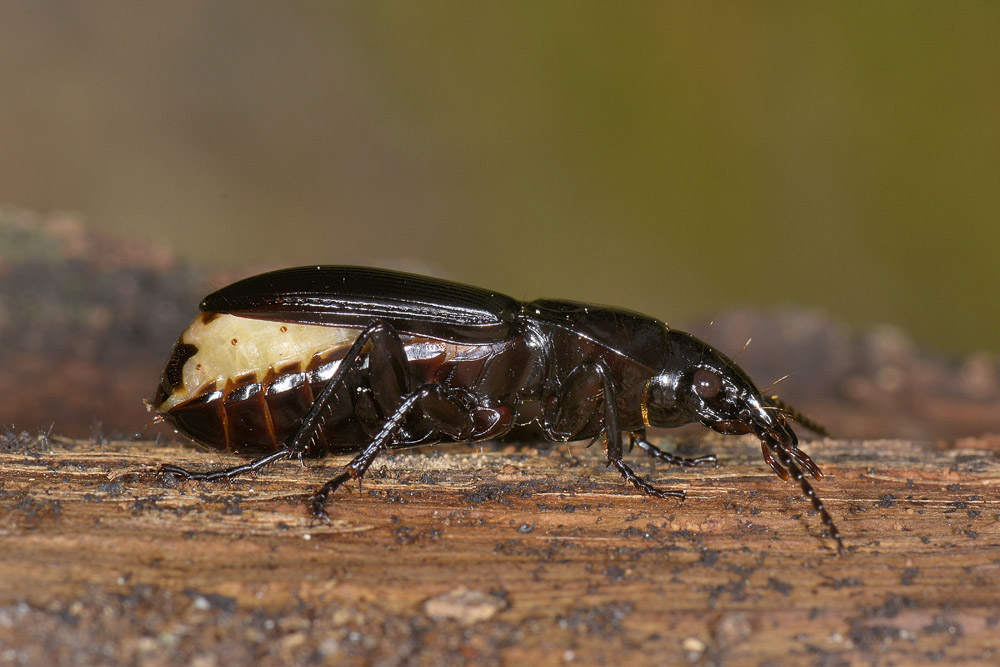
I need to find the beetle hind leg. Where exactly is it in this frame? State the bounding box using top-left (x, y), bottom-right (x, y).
top-left (160, 448), bottom-right (293, 482)
top-left (310, 382), bottom-right (476, 521)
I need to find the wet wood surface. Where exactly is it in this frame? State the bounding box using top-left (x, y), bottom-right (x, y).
top-left (0, 433), bottom-right (997, 665)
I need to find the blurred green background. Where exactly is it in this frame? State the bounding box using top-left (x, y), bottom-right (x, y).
top-left (1, 2), bottom-right (996, 355)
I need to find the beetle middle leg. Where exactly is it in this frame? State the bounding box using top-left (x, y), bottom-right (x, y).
top-left (629, 430), bottom-right (718, 468)
top-left (310, 382), bottom-right (476, 521)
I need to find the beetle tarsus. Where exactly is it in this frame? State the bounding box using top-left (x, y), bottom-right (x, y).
top-left (160, 464), bottom-right (193, 480)
top-left (159, 448), bottom-right (292, 483)
top-left (309, 469), bottom-right (351, 522)
top-left (610, 458), bottom-right (686, 500)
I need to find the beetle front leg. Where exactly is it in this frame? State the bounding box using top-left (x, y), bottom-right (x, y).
top-left (543, 361), bottom-right (685, 500)
top-left (629, 430), bottom-right (718, 468)
top-left (596, 369), bottom-right (686, 501)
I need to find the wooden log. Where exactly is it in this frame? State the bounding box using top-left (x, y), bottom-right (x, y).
top-left (0, 432), bottom-right (997, 664)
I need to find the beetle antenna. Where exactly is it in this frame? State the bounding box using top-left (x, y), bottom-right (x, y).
top-left (768, 396), bottom-right (831, 438)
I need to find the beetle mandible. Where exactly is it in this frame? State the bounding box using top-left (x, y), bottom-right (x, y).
top-left (151, 265), bottom-right (843, 554)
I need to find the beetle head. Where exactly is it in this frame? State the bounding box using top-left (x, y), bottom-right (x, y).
top-left (643, 331), bottom-right (797, 451)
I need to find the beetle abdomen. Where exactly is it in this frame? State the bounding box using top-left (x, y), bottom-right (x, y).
top-left (152, 311), bottom-right (523, 455)
top-left (152, 313), bottom-right (362, 455)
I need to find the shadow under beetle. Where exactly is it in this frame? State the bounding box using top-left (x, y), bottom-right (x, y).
top-left (152, 265), bottom-right (844, 554)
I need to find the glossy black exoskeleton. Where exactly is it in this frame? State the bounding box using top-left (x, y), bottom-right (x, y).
top-left (152, 266), bottom-right (843, 554)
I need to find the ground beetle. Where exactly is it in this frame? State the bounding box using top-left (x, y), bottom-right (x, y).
top-left (152, 266), bottom-right (843, 554)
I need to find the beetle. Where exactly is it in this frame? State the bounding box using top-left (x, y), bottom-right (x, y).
top-left (151, 265), bottom-right (843, 554)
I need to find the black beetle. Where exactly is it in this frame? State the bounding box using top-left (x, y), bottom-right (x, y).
top-left (152, 265), bottom-right (843, 554)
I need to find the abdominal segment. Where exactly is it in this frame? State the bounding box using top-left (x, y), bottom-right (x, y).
top-left (160, 352), bottom-right (365, 456)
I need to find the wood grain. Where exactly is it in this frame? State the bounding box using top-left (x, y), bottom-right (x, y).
top-left (1, 433), bottom-right (997, 665)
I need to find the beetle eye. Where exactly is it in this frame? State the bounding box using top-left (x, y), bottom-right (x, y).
top-left (693, 368), bottom-right (722, 399)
